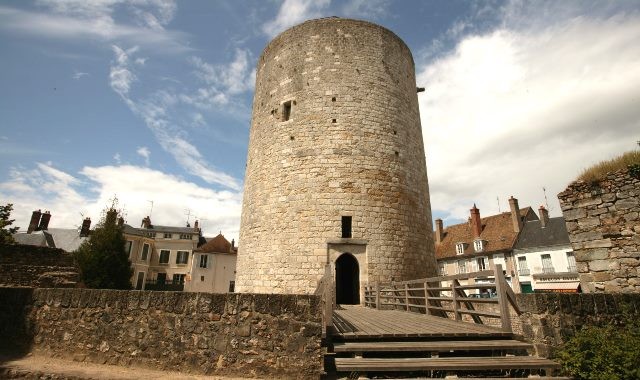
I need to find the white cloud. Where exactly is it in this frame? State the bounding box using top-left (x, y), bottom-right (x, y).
top-left (190, 49), bottom-right (256, 96)
top-left (136, 146), bottom-right (151, 165)
top-left (72, 71), bottom-right (89, 80)
top-left (0, 162), bottom-right (242, 240)
top-left (0, 2), bottom-right (189, 53)
top-left (418, 6), bottom-right (640, 225)
top-left (109, 45), bottom-right (138, 96)
top-left (113, 153), bottom-right (122, 164)
top-left (262, 0), bottom-right (331, 37)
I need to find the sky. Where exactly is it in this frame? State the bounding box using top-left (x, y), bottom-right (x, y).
top-left (1, 0), bottom-right (639, 242)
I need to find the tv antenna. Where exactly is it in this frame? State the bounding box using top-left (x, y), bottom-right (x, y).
top-left (147, 200), bottom-right (154, 217)
top-left (542, 187), bottom-right (552, 212)
top-left (496, 196), bottom-right (501, 213)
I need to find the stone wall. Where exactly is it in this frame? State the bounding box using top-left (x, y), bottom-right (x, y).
top-left (514, 293), bottom-right (640, 357)
top-left (237, 17), bottom-right (436, 294)
top-left (0, 244), bottom-right (79, 288)
top-left (558, 167), bottom-right (640, 292)
top-left (0, 288), bottom-right (323, 379)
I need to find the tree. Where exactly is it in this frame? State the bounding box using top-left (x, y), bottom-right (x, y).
top-left (74, 204), bottom-right (132, 289)
top-left (0, 203), bottom-right (19, 244)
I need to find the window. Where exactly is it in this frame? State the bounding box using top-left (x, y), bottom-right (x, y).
top-left (282, 100), bottom-right (291, 121)
top-left (159, 250), bottom-right (170, 264)
top-left (179, 234), bottom-right (191, 240)
top-left (172, 274), bottom-right (185, 285)
top-left (199, 254), bottom-right (208, 268)
top-left (438, 262), bottom-right (446, 276)
top-left (566, 252), bottom-right (577, 272)
top-left (457, 260), bottom-right (467, 274)
top-left (163, 233), bottom-right (172, 239)
top-left (341, 216), bottom-right (352, 238)
top-left (476, 257), bottom-right (487, 271)
top-left (541, 254), bottom-right (555, 274)
top-left (473, 239), bottom-right (484, 252)
top-left (145, 232), bottom-right (156, 238)
top-left (200, 275), bottom-right (205, 282)
top-left (176, 251), bottom-right (189, 265)
top-left (455, 243), bottom-right (465, 255)
top-left (517, 256), bottom-right (530, 276)
top-left (125, 241), bottom-right (132, 258)
top-left (228, 281), bottom-right (235, 292)
top-left (141, 243), bottom-right (149, 261)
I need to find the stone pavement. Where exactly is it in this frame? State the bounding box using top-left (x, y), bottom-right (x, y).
top-left (0, 354), bottom-right (263, 380)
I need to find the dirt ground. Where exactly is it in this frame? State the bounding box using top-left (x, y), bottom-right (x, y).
top-left (0, 353), bottom-right (264, 380)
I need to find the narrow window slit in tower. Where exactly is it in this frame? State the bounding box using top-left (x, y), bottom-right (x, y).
top-left (290, 136), bottom-right (295, 140)
top-left (341, 216), bottom-right (352, 238)
top-left (332, 118), bottom-right (337, 123)
top-left (395, 151), bottom-right (399, 156)
top-left (332, 97), bottom-right (336, 102)
top-left (282, 101), bottom-right (292, 121)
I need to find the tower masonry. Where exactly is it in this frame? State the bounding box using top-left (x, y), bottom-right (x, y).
top-left (236, 18), bottom-right (437, 299)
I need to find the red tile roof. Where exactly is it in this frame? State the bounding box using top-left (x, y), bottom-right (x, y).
top-left (435, 207), bottom-right (537, 260)
top-left (196, 233), bottom-right (236, 254)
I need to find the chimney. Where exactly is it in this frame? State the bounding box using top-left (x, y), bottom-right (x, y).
top-left (28, 209), bottom-right (42, 233)
top-left (141, 216), bottom-right (151, 229)
top-left (80, 217), bottom-right (91, 237)
top-left (231, 238), bottom-right (235, 250)
top-left (194, 220), bottom-right (199, 229)
top-left (509, 196), bottom-right (523, 232)
top-left (38, 211), bottom-right (51, 230)
top-left (435, 218), bottom-right (444, 244)
top-left (470, 204), bottom-right (482, 238)
top-left (539, 205), bottom-right (549, 228)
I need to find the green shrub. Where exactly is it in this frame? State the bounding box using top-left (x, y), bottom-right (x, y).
top-left (556, 315), bottom-right (640, 380)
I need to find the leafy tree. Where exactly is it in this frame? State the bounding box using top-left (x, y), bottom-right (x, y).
top-left (0, 203), bottom-right (19, 244)
top-left (74, 204), bottom-right (132, 289)
top-left (557, 312), bottom-right (640, 380)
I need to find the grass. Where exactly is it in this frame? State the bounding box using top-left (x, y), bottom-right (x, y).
top-left (577, 150), bottom-right (640, 183)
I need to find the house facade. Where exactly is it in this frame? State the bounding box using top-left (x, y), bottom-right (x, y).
top-left (186, 233), bottom-right (237, 293)
top-left (125, 216), bottom-right (200, 291)
top-left (513, 206), bottom-right (578, 293)
top-left (434, 197), bottom-right (538, 293)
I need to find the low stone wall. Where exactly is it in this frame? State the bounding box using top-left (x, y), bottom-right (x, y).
top-left (0, 244), bottom-right (79, 288)
top-left (514, 292), bottom-right (640, 357)
top-left (0, 288), bottom-right (324, 379)
top-left (558, 167), bottom-right (640, 292)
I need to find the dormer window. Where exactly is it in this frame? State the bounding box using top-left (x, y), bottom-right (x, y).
top-left (455, 243), bottom-right (465, 255)
top-left (474, 239), bottom-right (485, 252)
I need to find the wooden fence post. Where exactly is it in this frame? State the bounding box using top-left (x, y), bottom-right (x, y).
top-left (375, 282), bottom-right (381, 309)
top-left (451, 281), bottom-right (460, 321)
top-left (404, 283), bottom-right (410, 311)
top-left (493, 264), bottom-right (512, 332)
top-left (424, 281), bottom-right (430, 315)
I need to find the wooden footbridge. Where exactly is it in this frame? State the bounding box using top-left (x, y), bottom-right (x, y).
top-left (318, 265), bottom-right (569, 379)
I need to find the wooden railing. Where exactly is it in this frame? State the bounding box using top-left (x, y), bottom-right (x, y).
top-left (314, 264), bottom-right (335, 337)
top-left (363, 264), bottom-right (521, 332)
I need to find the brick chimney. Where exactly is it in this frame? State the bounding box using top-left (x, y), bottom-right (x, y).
top-left (141, 216), bottom-right (151, 229)
top-left (80, 217), bottom-right (91, 237)
top-left (539, 205), bottom-right (549, 228)
top-left (470, 204), bottom-right (482, 238)
top-left (28, 209), bottom-right (41, 233)
top-left (38, 211), bottom-right (51, 230)
top-left (435, 218), bottom-right (444, 244)
top-left (231, 238), bottom-right (235, 250)
top-left (194, 220), bottom-right (199, 230)
top-left (509, 196), bottom-right (523, 232)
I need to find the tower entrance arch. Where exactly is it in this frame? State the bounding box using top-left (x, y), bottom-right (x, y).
top-left (335, 253), bottom-right (360, 304)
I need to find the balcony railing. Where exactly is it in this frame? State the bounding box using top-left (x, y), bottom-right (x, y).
top-left (567, 265), bottom-right (577, 273)
top-left (144, 279), bottom-right (184, 291)
top-left (518, 268), bottom-right (530, 276)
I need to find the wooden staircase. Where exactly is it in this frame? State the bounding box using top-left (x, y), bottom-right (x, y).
top-left (325, 335), bottom-right (567, 378)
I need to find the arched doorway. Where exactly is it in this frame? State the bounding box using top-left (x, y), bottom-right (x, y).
top-left (335, 253), bottom-right (360, 304)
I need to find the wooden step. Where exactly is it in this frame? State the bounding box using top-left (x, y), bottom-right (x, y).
top-left (333, 339), bottom-right (532, 353)
top-left (333, 356), bottom-right (561, 372)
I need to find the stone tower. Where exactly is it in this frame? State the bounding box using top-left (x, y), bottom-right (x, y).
top-left (236, 18), bottom-right (437, 299)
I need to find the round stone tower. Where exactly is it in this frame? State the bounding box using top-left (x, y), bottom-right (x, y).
top-left (236, 18), bottom-right (437, 299)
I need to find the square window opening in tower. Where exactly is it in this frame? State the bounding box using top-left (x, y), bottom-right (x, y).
top-left (341, 216), bottom-right (352, 238)
top-left (282, 101), bottom-right (292, 121)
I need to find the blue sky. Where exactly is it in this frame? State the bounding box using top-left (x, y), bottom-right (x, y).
top-left (1, 0), bottom-right (639, 241)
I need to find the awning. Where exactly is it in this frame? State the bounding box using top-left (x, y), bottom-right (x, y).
top-left (534, 281), bottom-right (580, 293)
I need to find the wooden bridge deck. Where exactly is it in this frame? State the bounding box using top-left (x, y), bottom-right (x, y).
top-left (332, 306), bottom-right (510, 339)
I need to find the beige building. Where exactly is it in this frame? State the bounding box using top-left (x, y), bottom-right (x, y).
top-left (236, 18), bottom-right (437, 300)
top-left (186, 233), bottom-right (237, 293)
top-left (125, 216), bottom-right (200, 291)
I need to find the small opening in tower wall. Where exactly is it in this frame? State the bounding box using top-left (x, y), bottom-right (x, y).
top-left (332, 119), bottom-right (337, 123)
top-left (282, 101), bottom-right (292, 121)
top-left (341, 216), bottom-right (352, 238)
top-left (332, 97), bottom-right (336, 102)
